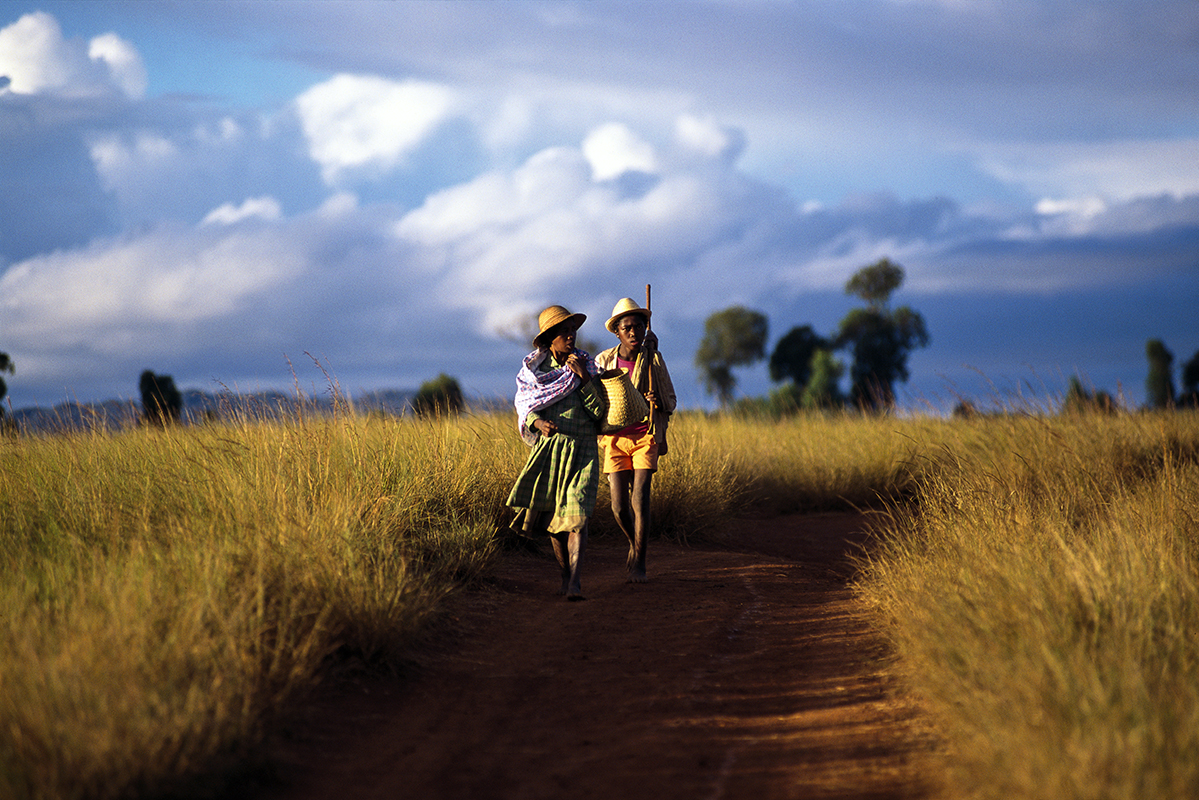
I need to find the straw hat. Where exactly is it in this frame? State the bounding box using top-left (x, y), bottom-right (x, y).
top-left (533, 305), bottom-right (587, 347)
top-left (605, 297), bottom-right (652, 333)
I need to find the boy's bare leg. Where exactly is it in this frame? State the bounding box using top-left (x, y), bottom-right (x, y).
top-left (627, 470), bottom-right (652, 582)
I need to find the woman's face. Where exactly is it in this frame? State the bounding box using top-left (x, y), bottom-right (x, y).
top-left (614, 314), bottom-right (647, 351)
top-left (548, 322), bottom-right (579, 356)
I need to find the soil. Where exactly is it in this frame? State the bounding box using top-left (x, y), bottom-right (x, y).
top-left (251, 512), bottom-right (937, 800)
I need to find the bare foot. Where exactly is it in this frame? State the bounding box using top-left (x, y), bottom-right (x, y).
top-left (566, 593), bottom-right (587, 602)
top-left (626, 569), bottom-right (648, 584)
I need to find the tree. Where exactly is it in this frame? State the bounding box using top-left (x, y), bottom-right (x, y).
top-left (1145, 339), bottom-right (1176, 409)
top-left (1181, 350), bottom-right (1199, 407)
top-left (836, 259), bottom-right (929, 410)
top-left (0, 352), bottom-right (13, 417)
top-left (411, 373), bottom-right (465, 417)
top-left (139, 370), bottom-right (182, 426)
top-left (800, 349), bottom-right (845, 410)
top-left (1062, 375), bottom-right (1115, 415)
top-left (768, 325), bottom-right (828, 388)
top-left (844, 257), bottom-right (904, 309)
top-left (695, 306), bottom-right (768, 407)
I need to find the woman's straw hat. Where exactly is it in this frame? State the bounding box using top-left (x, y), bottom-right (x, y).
top-left (534, 305), bottom-right (587, 347)
top-left (605, 297), bottom-right (652, 333)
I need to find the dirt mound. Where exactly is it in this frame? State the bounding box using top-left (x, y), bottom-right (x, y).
top-left (254, 513), bottom-right (934, 800)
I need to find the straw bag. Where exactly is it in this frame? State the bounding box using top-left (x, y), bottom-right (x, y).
top-left (597, 369), bottom-right (650, 433)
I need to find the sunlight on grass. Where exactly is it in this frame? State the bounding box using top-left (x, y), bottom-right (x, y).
top-left (857, 411), bottom-right (1199, 800)
top-left (2, 405), bottom-right (1198, 799)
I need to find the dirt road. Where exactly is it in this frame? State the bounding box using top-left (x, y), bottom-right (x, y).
top-left (256, 513), bottom-right (934, 800)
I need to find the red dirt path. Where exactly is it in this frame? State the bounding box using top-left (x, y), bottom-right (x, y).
top-left (254, 513), bottom-right (935, 800)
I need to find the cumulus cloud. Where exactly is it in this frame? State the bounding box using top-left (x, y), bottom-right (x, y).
top-left (980, 138), bottom-right (1199, 204)
top-left (88, 32), bottom-right (147, 99)
top-left (673, 114), bottom-right (745, 164)
top-left (0, 206), bottom-right (426, 399)
top-left (4, 5), bottom-right (1198, 409)
top-left (0, 11), bottom-right (145, 98)
top-left (202, 196), bottom-right (284, 226)
top-left (582, 122), bottom-right (658, 181)
top-left (295, 74), bottom-right (458, 185)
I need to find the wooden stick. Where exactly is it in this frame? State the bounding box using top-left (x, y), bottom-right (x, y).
top-left (645, 284), bottom-right (655, 417)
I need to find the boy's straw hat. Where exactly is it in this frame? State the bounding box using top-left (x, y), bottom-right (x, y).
top-left (605, 298), bottom-right (652, 333)
top-left (534, 305), bottom-right (587, 347)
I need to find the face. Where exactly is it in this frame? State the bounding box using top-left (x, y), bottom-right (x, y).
top-left (614, 314), bottom-right (647, 350)
top-left (548, 322), bottom-right (579, 355)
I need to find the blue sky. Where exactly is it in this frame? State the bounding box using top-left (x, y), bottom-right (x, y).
top-left (1, 0), bottom-right (1197, 412)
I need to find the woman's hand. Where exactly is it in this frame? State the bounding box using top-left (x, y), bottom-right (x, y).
top-left (533, 419), bottom-right (558, 437)
top-left (644, 389), bottom-right (658, 408)
top-left (565, 353), bottom-right (590, 382)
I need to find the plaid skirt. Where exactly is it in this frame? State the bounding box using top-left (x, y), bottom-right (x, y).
top-left (506, 430), bottom-right (599, 533)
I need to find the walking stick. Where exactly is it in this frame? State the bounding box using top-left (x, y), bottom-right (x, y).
top-left (645, 284), bottom-right (656, 432)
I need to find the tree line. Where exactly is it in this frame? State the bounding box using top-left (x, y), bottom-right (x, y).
top-left (695, 258), bottom-right (930, 412)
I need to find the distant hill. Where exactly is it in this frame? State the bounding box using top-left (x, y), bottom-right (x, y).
top-left (7, 387), bottom-right (510, 433)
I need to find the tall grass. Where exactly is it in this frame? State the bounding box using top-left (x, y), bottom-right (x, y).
top-left (9, 405), bottom-right (896, 799)
top-left (0, 410), bottom-right (521, 799)
top-left (6, 403), bottom-right (1197, 800)
top-left (857, 411), bottom-right (1199, 799)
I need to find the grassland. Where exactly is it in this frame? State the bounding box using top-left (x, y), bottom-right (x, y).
top-left (1, 404), bottom-right (1197, 799)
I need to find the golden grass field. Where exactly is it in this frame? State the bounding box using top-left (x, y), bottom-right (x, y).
top-left (1, 403), bottom-right (1196, 799)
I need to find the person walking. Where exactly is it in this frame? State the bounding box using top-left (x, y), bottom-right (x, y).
top-left (595, 297), bottom-right (676, 582)
top-left (507, 305), bottom-right (607, 600)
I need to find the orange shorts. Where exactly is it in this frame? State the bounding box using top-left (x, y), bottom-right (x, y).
top-left (601, 429), bottom-right (659, 473)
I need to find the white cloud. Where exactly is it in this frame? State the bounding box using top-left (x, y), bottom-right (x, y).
top-left (88, 32), bottom-right (147, 99)
top-left (0, 11), bottom-right (145, 99)
top-left (582, 122), bottom-right (658, 181)
top-left (981, 138), bottom-right (1199, 203)
top-left (394, 126), bottom-right (825, 332)
top-left (90, 132), bottom-right (180, 188)
top-left (295, 74), bottom-right (458, 185)
top-left (1, 228), bottom-right (296, 338)
top-left (673, 114), bottom-right (744, 164)
top-left (202, 197), bottom-right (284, 226)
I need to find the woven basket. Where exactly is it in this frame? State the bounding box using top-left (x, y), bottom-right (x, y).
top-left (597, 368), bottom-right (650, 433)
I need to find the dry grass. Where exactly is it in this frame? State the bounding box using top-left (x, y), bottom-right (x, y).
top-left (856, 410), bottom-right (1199, 800)
top-left (4, 404), bottom-right (1197, 799)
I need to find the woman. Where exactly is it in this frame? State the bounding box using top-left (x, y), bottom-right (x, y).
top-left (595, 297), bottom-right (677, 583)
top-left (507, 304), bottom-right (607, 600)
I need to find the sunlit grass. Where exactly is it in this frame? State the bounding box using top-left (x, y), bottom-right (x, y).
top-left (3, 404), bottom-right (1198, 799)
top-left (856, 410), bottom-right (1199, 800)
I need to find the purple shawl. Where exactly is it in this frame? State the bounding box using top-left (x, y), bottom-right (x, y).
top-left (514, 347), bottom-right (600, 446)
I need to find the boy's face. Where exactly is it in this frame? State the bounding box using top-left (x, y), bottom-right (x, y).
top-left (615, 314), bottom-right (647, 350)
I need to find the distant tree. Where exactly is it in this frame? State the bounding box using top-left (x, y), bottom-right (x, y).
top-left (769, 325), bottom-right (828, 388)
top-left (411, 373), bottom-right (465, 417)
top-left (1145, 339), bottom-right (1176, 409)
top-left (844, 257), bottom-right (904, 307)
top-left (139, 370), bottom-right (182, 426)
top-left (800, 349), bottom-right (846, 410)
top-left (0, 352), bottom-right (13, 417)
top-left (1061, 375), bottom-right (1116, 415)
top-left (1181, 350), bottom-right (1199, 407)
top-left (695, 306), bottom-right (769, 407)
top-left (836, 259), bottom-right (929, 410)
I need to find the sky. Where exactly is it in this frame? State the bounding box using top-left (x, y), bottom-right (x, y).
top-left (1, 0), bottom-right (1197, 414)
